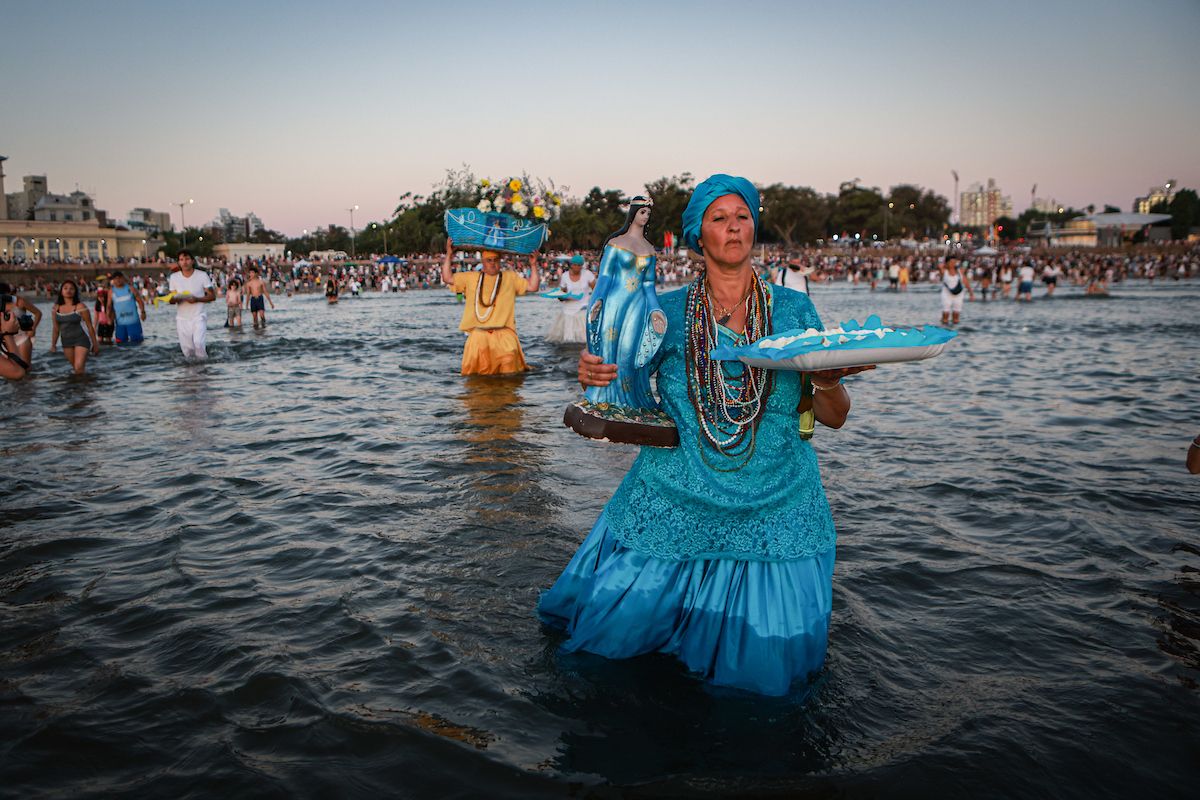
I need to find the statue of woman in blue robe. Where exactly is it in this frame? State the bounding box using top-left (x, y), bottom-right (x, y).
top-left (584, 197), bottom-right (667, 412)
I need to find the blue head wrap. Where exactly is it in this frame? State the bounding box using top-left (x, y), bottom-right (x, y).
top-left (570, 254), bottom-right (585, 265)
top-left (681, 174), bottom-right (760, 254)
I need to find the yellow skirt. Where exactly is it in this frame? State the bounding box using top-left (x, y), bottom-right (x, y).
top-left (461, 327), bottom-right (528, 376)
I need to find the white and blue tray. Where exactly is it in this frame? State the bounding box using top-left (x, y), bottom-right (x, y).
top-left (710, 315), bottom-right (957, 372)
top-left (539, 290), bottom-right (585, 300)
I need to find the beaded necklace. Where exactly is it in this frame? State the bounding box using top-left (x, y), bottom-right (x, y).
top-left (685, 273), bottom-right (774, 471)
top-left (473, 271), bottom-right (501, 324)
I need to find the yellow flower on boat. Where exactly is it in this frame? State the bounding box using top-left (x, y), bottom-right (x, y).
top-left (533, 206), bottom-right (545, 219)
top-left (481, 178), bottom-right (491, 187)
top-left (508, 178), bottom-right (522, 192)
top-left (511, 192), bottom-right (523, 204)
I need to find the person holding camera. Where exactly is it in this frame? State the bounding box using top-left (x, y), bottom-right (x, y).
top-left (1, 300), bottom-right (31, 380)
top-left (0, 281), bottom-right (42, 368)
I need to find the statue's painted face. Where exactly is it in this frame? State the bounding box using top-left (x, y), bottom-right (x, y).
top-left (635, 206), bottom-right (651, 225)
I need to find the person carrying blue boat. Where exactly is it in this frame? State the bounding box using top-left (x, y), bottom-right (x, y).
top-left (539, 174), bottom-right (873, 696)
top-left (441, 237), bottom-right (541, 375)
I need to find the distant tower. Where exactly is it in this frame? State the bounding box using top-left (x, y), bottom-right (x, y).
top-left (0, 155), bottom-right (7, 220)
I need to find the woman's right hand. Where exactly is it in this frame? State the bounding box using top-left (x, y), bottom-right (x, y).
top-left (578, 349), bottom-right (617, 387)
top-left (445, 237), bottom-right (454, 257)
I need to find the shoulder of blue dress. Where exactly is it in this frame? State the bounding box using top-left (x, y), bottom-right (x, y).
top-left (769, 285), bottom-right (819, 328)
top-left (658, 285), bottom-right (689, 311)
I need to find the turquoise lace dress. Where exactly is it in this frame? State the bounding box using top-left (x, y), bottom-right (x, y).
top-left (539, 284), bottom-right (838, 696)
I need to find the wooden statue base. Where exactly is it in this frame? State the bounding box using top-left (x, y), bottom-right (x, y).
top-left (564, 400), bottom-right (678, 448)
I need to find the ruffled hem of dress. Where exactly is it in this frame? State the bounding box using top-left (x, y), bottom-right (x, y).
top-left (538, 512), bottom-right (835, 697)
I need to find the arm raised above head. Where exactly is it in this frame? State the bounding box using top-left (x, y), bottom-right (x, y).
top-left (526, 253), bottom-right (540, 294)
top-left (441, 238), bottom-right (455, 286)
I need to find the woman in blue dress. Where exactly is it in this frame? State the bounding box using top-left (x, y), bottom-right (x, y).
top-left (539, 175), bottom-right (873, 696)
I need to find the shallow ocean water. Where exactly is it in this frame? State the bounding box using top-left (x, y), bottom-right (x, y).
top-left (2, 278), bottom-right (1198, 798)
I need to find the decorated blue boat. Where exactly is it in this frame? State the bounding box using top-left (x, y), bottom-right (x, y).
top-left (444, 208), bottom-right (549, 255)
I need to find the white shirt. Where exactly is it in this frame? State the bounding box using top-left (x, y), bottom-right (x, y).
top-left (773, 267), bottom-right (810, 295)
top-left (169, 269), bottom-right (214, 319)
top-left (1019, 265), bottom-right (1036, 282)
top-left (558, 268), bottom-right (595, 312)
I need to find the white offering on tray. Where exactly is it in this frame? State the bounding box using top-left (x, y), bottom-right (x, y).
top-left (709, 315), bottom-right (957, 372)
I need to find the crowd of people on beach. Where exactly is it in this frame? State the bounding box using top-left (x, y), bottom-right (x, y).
top-left (2, 244), bottom-right (1197, 382)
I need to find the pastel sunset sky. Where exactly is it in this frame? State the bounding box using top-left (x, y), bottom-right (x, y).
top-left (2, 0), bottom-right (1197, 234)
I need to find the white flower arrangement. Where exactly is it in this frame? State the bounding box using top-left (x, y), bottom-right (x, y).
top-left (473, 176), bottom-right (565, 222)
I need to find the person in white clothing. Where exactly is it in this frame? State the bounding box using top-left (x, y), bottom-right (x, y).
top-left (546, 255), bottom-right (596, 344)
top-left (772, 261), bottom-right (813, 295)
top-left (939, 255), bottom-right (973, 325)
top-left (1017, 262), bottom-right (1036, 302)
top-left (169, 250), bottom-right (216, 359)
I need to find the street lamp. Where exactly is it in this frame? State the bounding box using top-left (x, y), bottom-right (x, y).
top-left (175, 198), bottom-right (194, 246)
top-left (372, 221), bottom-right (389, 255)
top-left (100, 239), bottom-right (106, 263)
top-left (347, 205), bottom-right (359, 257)
top-left (951, 169), bottom-right (959, 225)
top-left (141, 238), bottom-right (147, 261)
top-left (885, 201), bottom-right (894, 241)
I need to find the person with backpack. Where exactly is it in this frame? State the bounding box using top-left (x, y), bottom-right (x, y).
top-left (940, 255), bottom-right (973, 325)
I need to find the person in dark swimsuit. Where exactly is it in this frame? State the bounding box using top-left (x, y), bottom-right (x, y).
top-left (49, 279), bottom-right (99, 375)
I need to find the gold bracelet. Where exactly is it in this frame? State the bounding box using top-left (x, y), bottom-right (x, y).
top-left (812, 380), bottom-right (841, 391)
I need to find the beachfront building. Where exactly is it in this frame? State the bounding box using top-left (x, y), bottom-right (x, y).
top-left (1133, 180), bottom-right (1175, 214)
top-left (0, 161), bottom-right (165, 262)
top-left (1032, 197), bottom-right (1062, 214)
top-left (1026, 213), bottom-right (1172, 248)
top-left (214, 208), bottom-right (266, 242)
top-left (127, 207), bottom-right (173, 234)
top-left (4, 173), bottom-right (110, 226)
top-left (959, 179), bottom-right (1014, 229)
top-left (0, 218), bottom-right (165, 263)
top-left (212, 242), bottom-right (286, 263)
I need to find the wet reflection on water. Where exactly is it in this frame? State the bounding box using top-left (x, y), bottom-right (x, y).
top-left (2, 282), bottom-right (1199, 798)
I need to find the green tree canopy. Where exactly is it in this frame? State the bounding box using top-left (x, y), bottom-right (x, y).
top-left (759, 184), bottom-right (828, 247)
top-left (643, 173), bottom-right (694, 247)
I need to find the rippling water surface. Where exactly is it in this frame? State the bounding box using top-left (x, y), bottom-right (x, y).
top-left (3, 280), bottom-right (1199, 798)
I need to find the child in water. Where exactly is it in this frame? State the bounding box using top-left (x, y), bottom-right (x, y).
top-left (225, 278), bottom-right (243, 328)
top-left (95, 287), bottom-right (115, 345)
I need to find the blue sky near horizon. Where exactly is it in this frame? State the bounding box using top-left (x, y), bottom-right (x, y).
top-left (1, 0), bottom-right (1197, 234)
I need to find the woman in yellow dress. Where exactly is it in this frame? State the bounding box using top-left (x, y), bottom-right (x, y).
top-left (441, 237), bottom-right (541, 375)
